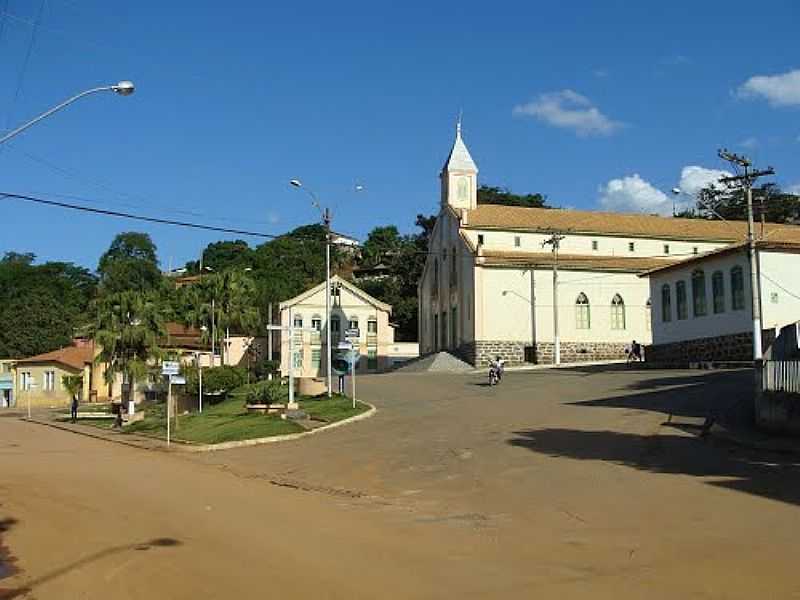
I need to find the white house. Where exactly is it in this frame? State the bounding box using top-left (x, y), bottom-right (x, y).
top-left (643, 241), bottom-right (800, 362)
top-left (418, 124), bottom-right (800, 366)
top-left (279, 276), bottom-right (404, 378)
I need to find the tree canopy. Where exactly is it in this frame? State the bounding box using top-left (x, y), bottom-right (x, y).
top-left (0, 254), bottom-right (97, 358)
top-left (477, 185), bottom-right (549, 208)
top-left (185, 239), bottom-right (254, 274)
top-left (680, 183), bottom-right (800, 224)
top-left (98, 232), bottom-right (162, 294)
top-left (354, 216), bottom-right (432, 341)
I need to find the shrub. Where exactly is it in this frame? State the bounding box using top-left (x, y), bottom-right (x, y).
top-left (185, 365), bottom-right (247, 401)
top-left (251, 358), bottom-right (280, 381)
top-left (244, 380), bottom-right (288, 406)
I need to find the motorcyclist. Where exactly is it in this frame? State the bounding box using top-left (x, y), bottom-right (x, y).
top-left (489, 355), bottom-right (505, 382)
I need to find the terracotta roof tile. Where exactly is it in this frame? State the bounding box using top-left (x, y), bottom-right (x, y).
top-left (18, 344), bottom-right (94, 371)
top-left (466, 205), bottom-right (800, 243)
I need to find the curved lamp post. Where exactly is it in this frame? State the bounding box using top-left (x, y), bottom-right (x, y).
top-left (0, 81), bottom-right (135, 146)
top-left (290, 178), bottom-right (333, 397)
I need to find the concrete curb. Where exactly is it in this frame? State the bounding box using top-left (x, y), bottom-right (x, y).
top-left (185, 402), bottom-right (377, 452)
top-left (22, 402), bottom-right (377, 453)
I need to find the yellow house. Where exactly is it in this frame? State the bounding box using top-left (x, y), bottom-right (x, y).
top-left (14, 342), bottom-right (97, 408)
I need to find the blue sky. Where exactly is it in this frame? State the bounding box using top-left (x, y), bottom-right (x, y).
top-left (1, 0), bottom-right (798, 269)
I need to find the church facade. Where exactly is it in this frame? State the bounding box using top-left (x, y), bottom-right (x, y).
top-left (418, 125), bottom-right (777, 366)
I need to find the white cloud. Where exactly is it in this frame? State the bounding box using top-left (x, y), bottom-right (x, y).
top-left (787, 183), bottom-right (800, 195)
top-left (512, 90), bottom-right (623, 137)
top-left (737, 69), bottom-right (800, 107)
top-left (598, 174), bottom-right (672, 216)
top-left (593, 68), bottom-right (609, 78)
top-left (677, 165), bottom-right (732, 197)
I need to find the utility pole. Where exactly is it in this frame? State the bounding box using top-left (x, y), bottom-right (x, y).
top-left (542, 232), bottom-right (565, 365)
top-left (718, 149), bottom-right (775, 361)
top-left (324, 207), bottom-right (333, 398)
top-left (267, 302), bottom-right (273, 362)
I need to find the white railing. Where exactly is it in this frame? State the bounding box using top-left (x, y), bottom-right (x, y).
top-left (762, 360), bottom-right (800, 394)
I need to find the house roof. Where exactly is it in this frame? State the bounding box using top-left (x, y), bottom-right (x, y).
top-left (163, 322), bottom-right (209, 350)
top-left (464, 205), bottom-right (800, 243)
top-left (17, 343), bottom-right (94, 371)
top-left (279, 275), bottom-right (392, 313)
top-left (481, 250), bottom-right (679, 273)
top-left (638, 241), bottom-right (800, 277)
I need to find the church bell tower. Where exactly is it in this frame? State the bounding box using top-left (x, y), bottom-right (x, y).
top-left (440, 118), bottom-right (478, 211)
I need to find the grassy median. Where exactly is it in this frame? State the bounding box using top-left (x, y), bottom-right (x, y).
top-left (77, 390), bottom-right (369, 445)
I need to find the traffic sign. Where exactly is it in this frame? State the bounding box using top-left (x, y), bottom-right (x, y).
top-left (170, 375), bottom-right (186, 385)
top-left (162, 361), bottom-right (180, 376)
top-left (345, 328), bottom-right (360, 340)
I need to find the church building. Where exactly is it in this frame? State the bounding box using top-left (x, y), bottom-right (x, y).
top-left (417, 124), bottom-right (800, 366)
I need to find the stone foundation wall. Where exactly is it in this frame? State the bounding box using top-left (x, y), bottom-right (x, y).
top-left (534, 342), bottom-right (628, 365)
top-left (646, 332), bottom-right (753, 363)
top-left (458, 340), bottom-right (629, 367)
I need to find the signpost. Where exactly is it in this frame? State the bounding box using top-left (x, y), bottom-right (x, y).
top-left (162, 361), bottom-right (180, 446)
top-left (348, 348), bottom-right (360, 409)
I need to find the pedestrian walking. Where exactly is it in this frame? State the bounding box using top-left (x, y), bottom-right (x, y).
top-left (70, 392), bottom-right (79, 423)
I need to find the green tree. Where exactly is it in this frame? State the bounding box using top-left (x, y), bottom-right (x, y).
top-left (361, 226), bottom-right (402, 266)
top-left (477, 185), bottom-right (549, 208)
top-left (62, 374), bottom-right (83, 400)
top-left (253, 224), bottom-right (339, 306)
top-left (355, 217), bottom-right (431, 341)
top-left (185, 240), bottom-right (254, 274)
top-left (0, 255), bottom-right (97, 358)
top-left (176, 270), bottom-right (260, 364)
top-left (94, 290), bottom-right (166, 404)
top-left (682, 183), bottom-right (800, 223)
top-left (98, 232), bottom-right (162, 294)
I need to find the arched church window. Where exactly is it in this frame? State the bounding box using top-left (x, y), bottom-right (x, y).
top-left (611, 294), bottom-right (626, 330)
top-left (576, 293), bottom-right (590, 329)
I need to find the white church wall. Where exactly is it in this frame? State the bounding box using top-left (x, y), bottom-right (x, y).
top-left (648, 252), bottom-right (752, 346)
top-left (758, 251), bottom-right (800, 332)
top-left (461, 229), bottom-right (724, 260)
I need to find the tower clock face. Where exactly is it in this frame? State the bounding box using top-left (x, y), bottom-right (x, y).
top-left (456, 176), bottom-right (469, 201)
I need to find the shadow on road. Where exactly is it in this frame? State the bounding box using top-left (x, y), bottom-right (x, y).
top-left (0, 537), bottom-right (182, 599)
top-left (568, 370), bottom-right (753, 422)
top-left (508, 428), bottom-right (800, 506)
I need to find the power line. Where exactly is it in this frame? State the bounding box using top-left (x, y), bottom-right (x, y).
top-left (0, 191), bottom-right (292, 240)
top-left (761, 272), bottom-right (800, 303)
top-left (12, 145), bottom-right (280, 228)
top-left (6, 0), bottom-right (45, 128)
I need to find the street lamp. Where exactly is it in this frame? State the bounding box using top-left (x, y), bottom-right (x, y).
top-left (290, 178), bottom-right (333, 397)
top-left (0, 81), bottom-right (136, 146)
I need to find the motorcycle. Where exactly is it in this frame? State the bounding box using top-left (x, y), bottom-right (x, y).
top-left (488, 365), bottom-right (501, 386)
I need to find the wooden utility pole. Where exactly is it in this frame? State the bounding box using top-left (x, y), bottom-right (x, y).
top-left (542, 232), bottom-right (566, 365)
top-left (718, 149), bottom-right (775, 361)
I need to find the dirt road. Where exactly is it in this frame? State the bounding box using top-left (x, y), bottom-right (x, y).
top-left (2, 367), bottom-right (800, 599)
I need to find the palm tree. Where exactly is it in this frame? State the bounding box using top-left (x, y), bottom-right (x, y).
top-left (178, 271), bottom-right (259, 365)
top-left (94, 290), bottom-right (165, 405)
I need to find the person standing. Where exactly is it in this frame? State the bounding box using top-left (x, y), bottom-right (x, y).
top-left (70, 392), bottom-right (79, 423)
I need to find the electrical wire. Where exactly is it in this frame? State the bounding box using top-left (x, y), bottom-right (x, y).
top-left (0, 191), bottom-right (296, 240)
top-left (761, 272), bottom-right (800, 303)
top-left (6, 0), bottom-right (45, 127)
top-left (10, 146), bottom-right (284, 228)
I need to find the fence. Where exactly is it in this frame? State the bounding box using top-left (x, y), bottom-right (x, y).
top-left (762, 360), bottom-right (800, 394)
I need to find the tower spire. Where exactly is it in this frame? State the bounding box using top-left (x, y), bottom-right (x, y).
top-left (456, 109), bottom-right (462, 137)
